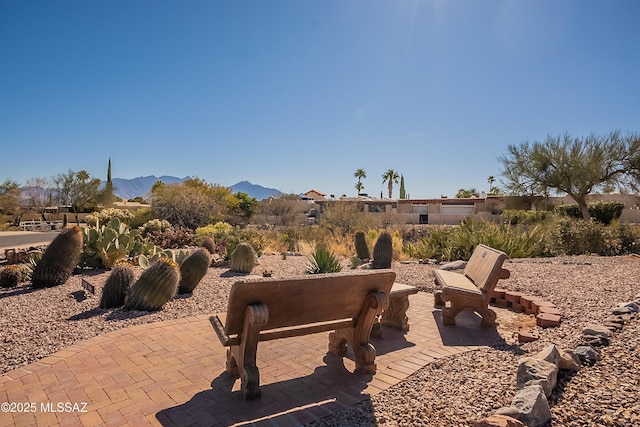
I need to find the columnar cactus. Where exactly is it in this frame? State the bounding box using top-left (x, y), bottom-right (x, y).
top-left (354, 230), bottom-right (371, 260)
top-left (178, 248), bottom-right (211, 294)
top-left (229, 242), bottom-right (257, 274)
top-left (32, 226), bottom-right (84, 288)
top-left (123, 258), bottom-right (179, 311)
top-left (100, 264), bottom-right (135, 308)
top-left (201, 237), bottom-right (216, 255)
top-left (0, 266), bottom-right (21, 288)
top-left (372, 231), bottom-right (393, 269)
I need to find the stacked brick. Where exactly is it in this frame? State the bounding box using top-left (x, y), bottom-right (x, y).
top-left (490, 288), bottom-right (563, 343)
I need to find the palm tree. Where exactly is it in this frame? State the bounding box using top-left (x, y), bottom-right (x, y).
top-left (354, 168), bottom-right (366, 194)
top-left (382, 169), bottom-right (399, 198)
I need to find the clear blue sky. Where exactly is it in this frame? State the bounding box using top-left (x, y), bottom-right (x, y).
top-left (1, 0), bottom-right (639, 199)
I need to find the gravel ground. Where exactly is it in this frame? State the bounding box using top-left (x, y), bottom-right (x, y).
top-left (1, 253), bottom-right (639, 426)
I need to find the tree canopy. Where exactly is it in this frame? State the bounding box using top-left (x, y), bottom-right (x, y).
top-left (499, 131), bottom-right (640, 219)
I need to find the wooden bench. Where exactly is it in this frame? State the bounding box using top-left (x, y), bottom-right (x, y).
top-left (433, 244), bottom-right (510, 328)
top-left (209, 270), bottom-right (396, 399)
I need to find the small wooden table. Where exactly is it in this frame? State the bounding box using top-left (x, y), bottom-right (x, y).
top-left (372, 282), bottom-right (419, 337)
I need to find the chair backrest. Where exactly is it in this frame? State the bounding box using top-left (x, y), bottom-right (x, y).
top-left (223, 270), bottom-right (396, 336)
top-left (463, 244), bottom-right (508, 293)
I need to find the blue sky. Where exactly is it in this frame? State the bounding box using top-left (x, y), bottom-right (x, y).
top-left (1, 0), bottom-right (639, 199)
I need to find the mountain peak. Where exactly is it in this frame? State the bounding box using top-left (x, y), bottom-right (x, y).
top-left (108, 176), bottom-right (282, 200)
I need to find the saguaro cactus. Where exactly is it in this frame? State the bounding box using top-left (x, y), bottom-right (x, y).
top-left (32, 226), bottom-right (84, 288)
top-left (100, 264), bottom-right (135, 308)
top-left (372, 231), bottom-right (393, 269)
top-left (124, 258), bottom-right (179, 311)
top-left (178, 248), bottom-right (211, 294)
top-left (229, 242), bottom-right (257, 274)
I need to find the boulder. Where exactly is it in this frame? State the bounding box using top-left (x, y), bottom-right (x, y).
top-left (574, 345), bottom-right (601, 366)
top-left (582, 324), bottom-right (613, 338)
top-left (516, 357), bottom-right (558, 397)
top-left (473, 414), bottom-right (525, 427)
top-left (535, 344), bottom-right (560, 367)
top-left (496, 385), bottom-right (552, 427)
top-left (439, 260), bottom-right (466, 271)
top-left (558, 349), bottom-right (581, 371)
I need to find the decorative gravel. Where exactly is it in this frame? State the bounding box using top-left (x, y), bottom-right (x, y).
top-left (1, 254), bottom-right (639, 425)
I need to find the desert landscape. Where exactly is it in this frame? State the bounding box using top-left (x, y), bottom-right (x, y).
top-left (1, 253), bottom-right (638, 425)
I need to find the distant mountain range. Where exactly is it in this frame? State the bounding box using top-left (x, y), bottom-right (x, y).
top-left (108, 176), bottom-right (282, 201)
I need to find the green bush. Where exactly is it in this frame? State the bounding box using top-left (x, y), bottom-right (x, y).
top-left (502, 209), bottom-right (552, 225)
top-left (553, 204), bottom-right (582, 219)
top-left (588, 201), bottom-right (625, 225)
top-left (306, 246), bottom-right (342, 274)
top-left (546, 217), bottom-right (640, 256)
top-left (196, 222), bottom-right (264, 257)
top-left (553, 201), bottom-right (626, 225)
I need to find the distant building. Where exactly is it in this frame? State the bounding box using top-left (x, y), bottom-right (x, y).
top-left (303, 190), bottom-right (326, 201)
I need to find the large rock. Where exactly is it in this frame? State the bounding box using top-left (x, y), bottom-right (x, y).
top-left (473, 414), bottom-right (525, 427)
top-left (535, 344), bottom-right (560, 366)
top-left (582, 324), bottom-right (613, 338)
top-left (558, 349), bottom-right (581, 371)
top-left (439, 260), bottom-right (466, 271)
top-left (574, 345), bottom-right (601, 365)
top-left (496, 385), bottom-right (552, 427)
top-left (517, 357), bottom-right (558, 397)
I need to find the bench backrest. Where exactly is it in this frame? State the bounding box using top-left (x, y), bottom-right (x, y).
top-left (222, 270), bottom-right (396, 336)
top-left (463, 244), bottom-right (508, 293)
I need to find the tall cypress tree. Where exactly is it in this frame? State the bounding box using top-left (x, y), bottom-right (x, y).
top-left (399, 174), bottom-right (406, 199)
top-left (101, 157), bottom-right (116, 204)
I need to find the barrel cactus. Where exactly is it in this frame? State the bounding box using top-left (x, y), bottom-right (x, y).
top-left (354, 230), bottom-right (371, 260)
top-left (372, 231), bottom-right (393, 269)
top-left (123, 257), bottom-right (179, 311)
top-left (178, 248), bottom-right (211, 294)
top-left (201, 237), bottom-right (216, 255)
top-left (229, 242), bottom-right (257, 274)
top-left (32, 226), bottom-right (84, 288)
top-left (0, 266), bottom-right (22, 288)
top-left (100, 264), bottom-right (135, 308)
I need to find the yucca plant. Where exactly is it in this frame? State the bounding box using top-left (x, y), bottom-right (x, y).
top-left (306, 246), bottom-right (342, 274)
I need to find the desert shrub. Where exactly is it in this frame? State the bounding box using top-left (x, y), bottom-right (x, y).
top-left (144, 227), bottom-right (199, 249)
top-left (318, 202), bottom-right (382, 238)
top-left (546, 217), bottom-right (640, 256)
top-left (402, 219), bottom-right (546, 261)
top-left (196, 222), bottom-right (264, 256)
top-left (553, 204), bottom-right (582, 219)
top-left (139, 219), bottom-right (173, 236)
top-left (588, 201), bottom-right (625, 225)
top-left (85, 208), bottom-right (135, 228)
top-left (546, 217), bottom-right (606, 255)
top-left (306, 246), bottom-right (342, 274)
top-left (502, 209), bottom-right (552, 225)
top-left (129, 208), bottom-right (155, 229)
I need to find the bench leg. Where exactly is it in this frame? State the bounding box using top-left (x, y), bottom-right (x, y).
top-left (227, 304), bottom-right (268, 400)
top-left (381, 295), bottom-right (411, 332)
top-left (480, 307), bottom-right (498, 328)
top-left (329, 291), bottom-right (388, 374)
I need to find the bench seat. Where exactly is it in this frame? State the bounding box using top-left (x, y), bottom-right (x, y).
top-left (433, 244), bottom-right (510, 328)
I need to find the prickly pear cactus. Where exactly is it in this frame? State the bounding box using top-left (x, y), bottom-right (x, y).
top-left (100, 264), bottom-right (135, 308)
top-left (354, 230), bottom-right (371, 260)
top-left (123, 258), bottom-right (179, 311)
top-left (229, 242), bottom-right (257, 274)
top-left (32, 226), bottom-right (84, 288)
top-left (178, 248), bottom-right (211, 294)
top-left (372, 231), bottom-right (393, 269)
top-left (201, 237), bottom-right (216, 255)
top-left (0, 266), bottom-right (21, 288)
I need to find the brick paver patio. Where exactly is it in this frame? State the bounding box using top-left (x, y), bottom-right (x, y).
top-left (0, 292), bottom-right (508, 427)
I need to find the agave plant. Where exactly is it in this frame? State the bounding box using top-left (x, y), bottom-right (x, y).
top-left (306, 246), bottom-right (342, 274)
